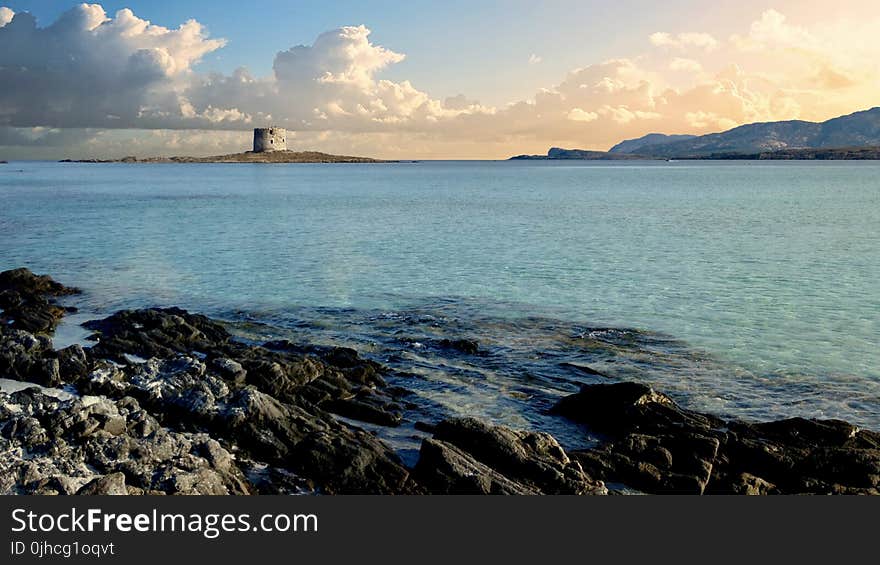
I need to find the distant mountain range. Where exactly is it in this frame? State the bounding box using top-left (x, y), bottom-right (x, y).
top-left (608, 133), bottom-right (697, 154)
top-left (612, 107), bottom-right (880, 157)
top-left (510, 107), bottom-right (880, 160)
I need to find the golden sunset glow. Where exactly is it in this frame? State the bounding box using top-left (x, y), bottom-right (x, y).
top-left (1, 2), bottom-right (879, 158)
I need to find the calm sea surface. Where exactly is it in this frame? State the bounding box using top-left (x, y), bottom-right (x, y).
top-left (1, 160), bottom-right (878, 436)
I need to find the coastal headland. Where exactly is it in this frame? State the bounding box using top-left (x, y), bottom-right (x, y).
top-left (510, 107), bottom-right (880, 160)
top-left (1, 268), bottom-right (878, 495)
top-left (510, 146), bottom-right (880, 161)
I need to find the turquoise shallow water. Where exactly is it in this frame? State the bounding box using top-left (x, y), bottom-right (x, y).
top-left (1, 160), bottom-right (878, 429)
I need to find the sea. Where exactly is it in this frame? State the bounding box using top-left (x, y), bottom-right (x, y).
top-left (1, 159), bottom-right (878, 451)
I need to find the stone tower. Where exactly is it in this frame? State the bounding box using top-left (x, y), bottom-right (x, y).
top-left (253, 127), bottom-right (287, 152)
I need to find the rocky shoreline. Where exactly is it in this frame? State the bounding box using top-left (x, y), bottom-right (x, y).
top-left (1, 268), bottom-right (877, 495)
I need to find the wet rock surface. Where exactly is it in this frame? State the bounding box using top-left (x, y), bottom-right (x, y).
top-left (78, 311), bottom-right (419, 494)
top-left (414, 417), bottom-right (607, 494)
top-left (1, 268), bottom-right (877, 495)
top-left (0, 267), bottom-right (80, 334)
top-left (1, 270), bottom-right (418, 494)
top-left (554, 382), bottom-right (880, 494)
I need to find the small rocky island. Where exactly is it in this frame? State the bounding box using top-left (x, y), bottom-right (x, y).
top-left (1, 267), bottom-right (878, 495)
top-left (60, 126), bottom-right (389, 164)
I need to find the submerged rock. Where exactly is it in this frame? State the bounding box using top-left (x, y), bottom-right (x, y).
top-left (554, 382), bottom-right (880, 495)
top-left (439, 338), bottom-right (480, 355)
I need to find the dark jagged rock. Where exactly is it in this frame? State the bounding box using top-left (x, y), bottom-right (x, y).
top-left (56, 344), bottom-right (90, 382)
top-left (552, 382), bottom-right (724, 436)
top-left (415, 438), bottom-right (537, 494)
top-left (572, 432), bottom-right (719, 494)
top-left (264, 341), bottom-right (387, 386)
top-left (324, 394), bottom-right (403, 427)
top-left (76, 473), bottom-right (128, 495)
top-left (415, 417), bottom-right (606, 494)
top-left (439, 338), bottom-right (479, 355)
top-left (290, 428), bottom-right (418, 494)
top-left (77, 353), bottom-right (416, 494)
top-left (83, 307), bottom-right (232, 361)
top-left (414, 421), bottom-right (437, 433)
top-left (241, 353), bottom-right (325, 402)
top-left (554, 382), bottom-right (880, 494)
top-left (0, 268), bottom-right (80, 334)
top-left (85, 309), bottom-right (386, 397)
top-left (0, 288), bottom-right (419, 495)
top-left (209, 357), bottom-right (247, 385)
top-left (77, 306), bottom-right (418, 494)
top-left (0, 389), bottom-right (251, 495)
top-left (0, 328), bottom-right (56, 385)
top-left (0, 268), bottom-right (76, 298)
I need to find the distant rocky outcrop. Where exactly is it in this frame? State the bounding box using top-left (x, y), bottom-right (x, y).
top-left (509, 147), bottom-right (648, 160)
top-left (60, 150), bottom-right (389, 164)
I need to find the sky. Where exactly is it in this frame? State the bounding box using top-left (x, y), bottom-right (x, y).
top-left (1, 1), bottom-right (879, 159)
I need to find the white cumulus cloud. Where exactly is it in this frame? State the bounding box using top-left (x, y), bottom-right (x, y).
top-left (0, 6), bottom-right (13, 26)
top-left (567, 108), bottom-right (598, 122)
top-left (650, 31), bottom-right (719, 51)
top-left (0, 4), bottom-right (225, 128)
top-left (1, 5), bottom-right (879, 159)
top-left (669, 58), bottom-right (703, 73)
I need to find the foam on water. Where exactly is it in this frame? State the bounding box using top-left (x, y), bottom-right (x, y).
top-left (223, 302), bottom-right (880, 442)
